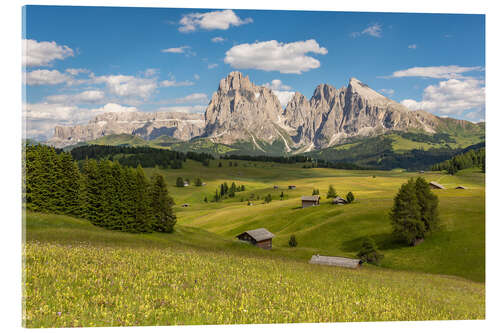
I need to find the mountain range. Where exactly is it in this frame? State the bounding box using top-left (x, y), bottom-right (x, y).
top-left (48, 71), bottom-right (484, 157)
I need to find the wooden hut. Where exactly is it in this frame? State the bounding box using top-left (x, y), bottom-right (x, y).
top-left (288, 185), bottom-right (296, 190)
top-left (456, 185), bottom-right (468, 190)
top-left (309, 255), bottom-right (361, 269)
top-left (301, 195), bottom-right (320, 208)
top-left (236, 228), bottom-right (275, 249)
top-left (429, 181), bottom-right (445, 189)
top-left (273, 185), bottom-right (279, 190)
top-left (333, 196), bottom-right (348, 205)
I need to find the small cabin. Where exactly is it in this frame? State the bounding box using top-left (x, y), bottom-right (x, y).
top-left (309, 255), bottom-right (362, 269)
top-left (273, 185), bottom-right (279, 190)
top-left (288, 185), bottom-right (296, 190)
top-left (181, 203), bottom-right (189, 207)
top-left (429, 181), bottom-right (445, 189)
top-left (236, 228), bottom-right (275, 250)
top-left (301, 195), bottom-right (320, 208)
top-left (333, 196), bottom-right (348, 205)
top-left (419, 170), bottom-right (425, 174)
top-left (456, 185), bottom-right (468, 190)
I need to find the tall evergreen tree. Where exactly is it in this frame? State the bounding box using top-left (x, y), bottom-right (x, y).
top-left (414, 177), bottom-right (440, 233)
top-left (327, 185), bottom-right (337, 199)
top-left (131, 165), bottom-right (153, 233)
top-left (150, 174), bottom-right (176, 233)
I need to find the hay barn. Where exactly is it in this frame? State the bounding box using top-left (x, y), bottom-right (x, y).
top-left (309, 255), bottom-right (361, 269)
top-left (301, 195), bottom-right (320, 208)
top-left (429, 181), bottom-right (445, 189)
top-left (236, 228), bottom-right (275, 249)
top-left (288, 185), bottom-right (296, 190)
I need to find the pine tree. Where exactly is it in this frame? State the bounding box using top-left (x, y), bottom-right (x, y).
top-left (195, 177), bottom-right (203, 186)
top-left (346, 192), bottom-right (355, 203)
top-left (131, 165), bottom-right (153, 233)
top-left (414, 177), bottom-right (439, 233)
top-left (288, 235), bottom-right (297, 247)
top-left (280, 191), bottom-right (284, 200)
top-left (229, 182), bottom-right (237, 197)
top-left (357, 237), bottom-right (384, 264)
top-left (327, 185), bottom-right (337, 199)
top-left (150, 174), bottom-right (176, 233)
top-left (176, 177), bottom-right (184, 187)
top-left (389, 179), bottom-right (425, 246)
top-left (81, 158), bottom-right (101, 225)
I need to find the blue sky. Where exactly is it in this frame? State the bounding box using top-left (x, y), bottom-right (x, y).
top-left (23, 6), bottom-right (485, 140)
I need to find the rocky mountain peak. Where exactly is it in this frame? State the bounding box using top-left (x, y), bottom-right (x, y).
top-left (218, 71), bottom-right (253, 92)
top-left (347, 77), bottom-right (389, 105)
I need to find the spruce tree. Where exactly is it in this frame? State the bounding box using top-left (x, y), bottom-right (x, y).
top-left (150, 174), bottom-right (176, 233)
top-left (346, 192), bottom-right (355, 203)
top-left (389, 179), bottom-right (425, 246)
top-left (131, 165), bottom-right (153, 233)
top-left (414, 177), bottom-right (439, 233)
top-left (327, 185), bottom-right (337, 199)
top-left (176, 177), bottom-right (184, 187)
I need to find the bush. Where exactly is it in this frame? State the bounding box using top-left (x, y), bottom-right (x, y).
top-left (357, 237), bottom-right (383, 264)
top-left (326, 185), bottom-right (337, 198)
top-left (346, 192), bottom-right (355, 203)
top-left (312, 189), bottom-right (319, 195)
top-left (264, 194), bottom-right (272, 203)
top-left (288, 235), bottom-right (298, 247)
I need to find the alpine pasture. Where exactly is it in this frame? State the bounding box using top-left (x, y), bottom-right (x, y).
top-left (24, 159), bottom-right (485, 326)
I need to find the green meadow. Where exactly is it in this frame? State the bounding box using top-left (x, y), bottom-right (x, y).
top-left (24, 160), bottom-right (485, 326)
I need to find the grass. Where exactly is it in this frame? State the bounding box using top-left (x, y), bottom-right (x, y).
top-left (24, 212), bottom-right (484, 327)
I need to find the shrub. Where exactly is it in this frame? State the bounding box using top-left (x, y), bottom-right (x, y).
top-left (357, 237), bottom-right (383, 264)
top-left (288, 235), bottom-right (298, 247)
top-left (346, 192), bottom-right (355, 203)
top-left (326, 185), bottom-right (337, 198)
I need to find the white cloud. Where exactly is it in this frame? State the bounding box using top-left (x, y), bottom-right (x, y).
top-left (160, 79), bottom-right (195, 87)
top-left (65, 68), bottom-right (89, 76)
top-left (351, 23), bottom-right (382, 38)
top-left (161, 46), bottom-right (195, 56)
top-left (263, 79), bottom-right (292, 91)
top-left (155, 105), bottom-right (206, 113)
top-left (144, 68), bottom-right (159, 77)
top-left (379, 88), bottom-right (395, 96)
top-left (224, 39), bottom-right (328, 74)
top-left (25, 69), bottom-right (73, 86)
top-left (389, 65), bottom-right (483, 79)
top-left (207, 63), bottom-right (218, 69)
top-left (400, 78), bottom-right (485, 117)
top-left (174, 93), bottom-right (208, 104)
top-left (93, 74), bottom-right (157, 99)
top-left (90, 103), bottom-right (138, 113)
top-left (408, 44), bottom-right (417, 49)
top-left (211, 36), bottom-right (225, 43)
top-left (194, 74), bottom-right (200, 80)
top-left (272, 91), bottom-right (295, 108)
top-left (45, 90), bottom-right (106, 104)
top-left (23, 39), bottom-right (74, 67)
top-left (179, 9), bottom-right (252, 32)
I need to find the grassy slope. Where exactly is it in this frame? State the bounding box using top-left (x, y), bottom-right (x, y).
top-left (24, 212), bottom-right (484, 327)
top-left (145, 161), bottom-right (484, 282)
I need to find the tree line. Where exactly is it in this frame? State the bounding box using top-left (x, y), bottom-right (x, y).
top-left (431, 147), bottom-right (485, 174)
top-left (24, 144), bottom-right (176, 233)
top-left (70, 145), bottom-right (214, 169)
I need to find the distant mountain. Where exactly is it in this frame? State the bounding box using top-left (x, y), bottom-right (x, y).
top-left (47, 71), bottom-right (484, 154)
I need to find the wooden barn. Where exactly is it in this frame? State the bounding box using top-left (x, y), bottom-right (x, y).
top-left (288, 185), bottom-right (296, 190)
top-left (236, 228), bottom-right (275, 249)
top-left (429, 181), bottom-right (445, 189)
top-left (301, 195), bottom-right (320, 208)
top-left (309, 255), bottom-right (362, 269)
top-left (333, 196), bottom-right (348, 205)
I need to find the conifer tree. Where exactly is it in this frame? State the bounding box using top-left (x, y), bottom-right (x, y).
top-left (131, 165), bottom-right (153, 233)
top-left (150, 174), bottom-right (176, 233)
top-left (414, 177), bottom-right (439, 233)
top-left (327, 185), bottom-right (337, 199)
top-left (346, 192), bottom-right (355, 203)
top-left (176, 177), bottom-right (184, 187)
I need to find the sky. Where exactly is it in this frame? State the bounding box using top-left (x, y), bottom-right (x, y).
top-left (23, 6), bottom-right (485, 140)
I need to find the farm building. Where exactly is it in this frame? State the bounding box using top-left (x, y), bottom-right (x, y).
top-left (309, 255), bottom-right (362, 269)
top-left (456, 185), bottom-right (468, 190)
top-left (301, 195), bottom-right (320, 208)
top-left (429, 181), bottom-right (445, 189)
top-left (288, 185), bottom-right (296, 190)
top-left (273, 185), bottom-right (279, 189)
top-left (333, 196), bottom-right (348, 205)
top-left (236, 228), bottom-right (275, 250)
top-left (181, 203), bottom-right (189, 207)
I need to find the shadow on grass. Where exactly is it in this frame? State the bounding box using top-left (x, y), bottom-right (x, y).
top-left (341, 232), bottom-right (408, 252)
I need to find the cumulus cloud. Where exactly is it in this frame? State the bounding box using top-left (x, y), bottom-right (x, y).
top-left (388, 65), bottom-right (483, 79)
top-left (23, 39), bottom-right (74, 67)
top-left (224, 39), bottom-right (328, 74)
top-left (351, 23), bottom-right (382, 38)
top-left (174, 93), bottom-right (208, 104)
top-left (160, 79), bottom-right (195, 87)
top-left (65, 68), bottom-right (89, 76)
top-left (45, 90), bottom-right (106, 104)
top-left (207, 63), bottom-right (218, 69)
top-left (408, 44), bottom-right (417, 49)
top-left (262, 79), bottom-right (294, 107)
top-left (90, 103), bottom-right (138, 113)
top-left (93, 74), bottom-right (157, 99)
top-left (25, 69), bottom-right (74, 86)
top-left (144, 68), bottom-right (159, 77)
top-left (155, 105), bottom-right (206, 113)
top-left (211, 36), bottom-right (225, 43)
top-left (179, 9), bottom-right (252, 32)
top-left (400, 78), bottom-right (485, 118)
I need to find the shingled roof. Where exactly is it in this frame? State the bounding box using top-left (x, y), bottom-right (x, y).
top-left (301, 195), bottom-right (320, 201)
top-left (240, 228), bottom-right (275, 242)
top-left (309, 255), bottom-right (361, 268)
top-left (429, 181), bottom-right (445, 189)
